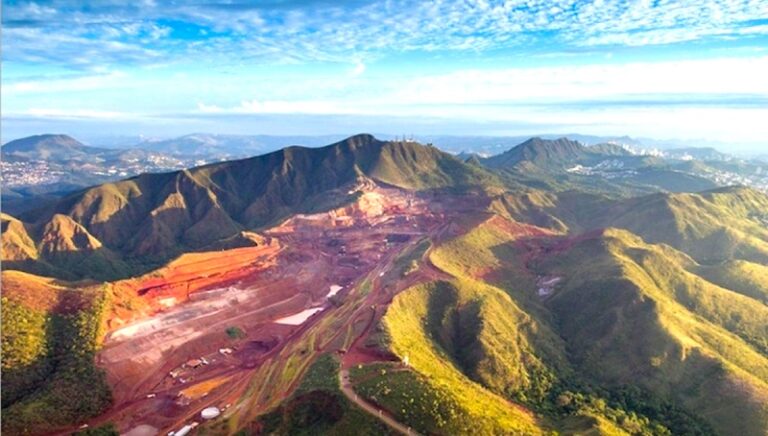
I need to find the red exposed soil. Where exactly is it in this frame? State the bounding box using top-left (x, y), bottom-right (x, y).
top-left (60, 185), bottom-right (451, 435)
top-left (49, 185), bottom-right (565, 436)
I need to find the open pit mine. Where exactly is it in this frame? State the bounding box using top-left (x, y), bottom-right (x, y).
top-left (59, 184), bottom-right (482, 435)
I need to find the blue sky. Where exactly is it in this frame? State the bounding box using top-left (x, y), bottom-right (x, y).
top-left (2, 0), bottom-right (768, 150)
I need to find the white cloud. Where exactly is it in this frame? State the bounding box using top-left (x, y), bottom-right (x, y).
top-left (22, 108), bottom-right (130, 119)
top-left (351, 61), bottom-right (366, 77)
top-left (197, 99), bottom-right (359, 115)
top-left (187, 56), bottom-right (768, 143)
top-left (506, 106), bottom-right (768, 145)
top-left (196, 102), bottom-right (223, 113)
top-left (4, 1), bottom-right (768, 144)
top-left (390, 57), bottom-right (768, 104)
top-left (12, 2), bottom-right (57, 20)
top-left (5, 71), bottom-right (128, 94)
top-left (4, 0), bottom-right (768, 68)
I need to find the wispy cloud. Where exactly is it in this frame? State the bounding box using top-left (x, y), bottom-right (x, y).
top-left (5, 70), bottom-right (128, 93)
top-left (3, 1), bottom-right (768, 71)
top-left (8, 55), bottom-right (767, 138)
top-left (3, 1), bottom-right (768, 146)
top-left (390, 57), bottom-right (768, 104)
top-left (350, 60), bottom-right (366, 77)
top-left (22, 108), bottom-right (132, 119)
top-left (197, 99), bottom-right (357, 115)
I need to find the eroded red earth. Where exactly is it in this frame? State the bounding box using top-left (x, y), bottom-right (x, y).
top-left (52, 184), bottom-right (555, 436)
top-left (53, 185), bottom-right (442, 435)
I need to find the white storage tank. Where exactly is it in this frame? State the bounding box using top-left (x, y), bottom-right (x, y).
top-left (201, 407), bottom-right (221, 420)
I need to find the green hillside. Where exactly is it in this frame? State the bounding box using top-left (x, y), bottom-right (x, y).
top-left (423, 215), bottom-right (716, 434)
top-left (482, 137), bottom-right (718, 195)
top-left (246, 354), bottom-right (393, 435)
top-left (360, 279), bottom-right (548, 435)
top-left (1, 290), bottom-right (113, 435)
top-left (362, 266), bottom-right (705, 435)
top-left (696, 260), bottom-right (768, 303)
top-left (593, 187), bottom-right (768, 264)
top-left (538, 229), bottom-right (768, 436)
top-left (483, 137), bottom-right (588, 170)
top-left (489, 186), bottom-right (768, 265)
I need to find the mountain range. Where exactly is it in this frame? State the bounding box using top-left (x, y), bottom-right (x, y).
top-left (4, 133), bottom-right (766, 198)
top-left (2, 134), bottom-right (494, 280)
top-left (0, 134), bottom-right (357, 215)
top-left (2, 134), bottom-right (767, 435)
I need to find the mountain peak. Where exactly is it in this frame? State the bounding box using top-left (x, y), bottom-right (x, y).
top-left (346, 133), bottom-right (377, 143)
top-left (588, 142), bottom-right (633, 156)
top-left (40, 214), bottom-right (103, 254)
top-left (3, 134), bottom-right (84, 151)
top-left (328, 133), bottom-right (382, 151)
top-left (484, 136), bottom-right (586, 168)
top-left (519, 136), bottom-right (582, 148)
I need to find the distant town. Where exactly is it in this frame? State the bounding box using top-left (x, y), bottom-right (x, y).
top-left (1, 156), bottom-right (206, 188)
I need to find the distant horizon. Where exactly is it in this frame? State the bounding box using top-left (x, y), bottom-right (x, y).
top-left (3, 130), bottom-right (766, 157)
top-left (3, 107), bottom-right (768, 155)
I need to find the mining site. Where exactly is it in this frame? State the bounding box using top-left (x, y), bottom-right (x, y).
top-left (84, 184), bottom-right (457, 435)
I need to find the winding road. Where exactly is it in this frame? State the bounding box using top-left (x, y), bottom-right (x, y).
top-left (338, 367), bottom-right (420, 436)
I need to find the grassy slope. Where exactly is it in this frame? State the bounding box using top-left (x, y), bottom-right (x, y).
top-left (1, 288), bottom-right (113, 435)
top-left (558, 415), bottom-right (629, 436)
top-left (1, 213), bottom-right (76, 278)
top-left (425, 216), bottom-right (705, 435)
top-left (482, 137), bottom-right (587, 169)
top-left (1, 213), bottom-right (39, 260)
top-left (487, 191), bottom-right (571, 233)
top-left (599, 187), bottom-right (768, 264)
top-left (490, 186), bottom-right (768, 265)
top-left (427, 216), bottom-right (569, 386)
top-left (371, 279), bottom-right (547, 435)
top-left (367, 141), bottom-right (499, 190)
top-left (1, 297), bottom-right (52, 407)
top-left (539, 229), bottom-right (768, 436)
top-left (372, 258), bottom-right (681, 435)
top-left (229, 354), bottom-right (392, 436)
top-left (696, 260), bottom-right (768, 303)
top-left (429, 215), bottom-right (543, 294)
top-left (429, 197), bottom-right (768, 434)
top-left (621, 168), bottom-right (717, 193)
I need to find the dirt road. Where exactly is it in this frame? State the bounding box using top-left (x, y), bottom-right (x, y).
top-left (338, 367), bottom-right (420, 436)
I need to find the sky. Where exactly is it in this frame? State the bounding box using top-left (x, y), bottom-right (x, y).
top-left (2, 0), bottom-right (768, 151)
